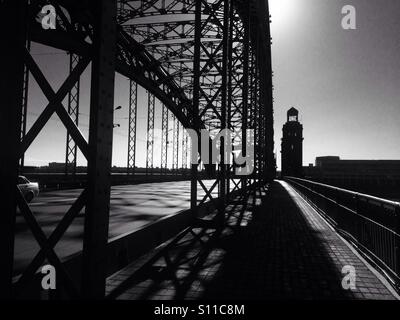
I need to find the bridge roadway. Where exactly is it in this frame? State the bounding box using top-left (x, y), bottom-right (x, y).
top-left (106, 181), bottom-right (399, 300)
top-left (14, 180), bottom-right (218, 275)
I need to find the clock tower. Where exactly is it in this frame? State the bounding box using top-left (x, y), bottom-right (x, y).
top-left (281, 107), bottom-right (303, 177)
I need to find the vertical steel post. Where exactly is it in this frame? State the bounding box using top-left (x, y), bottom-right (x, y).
top-left (82, 0), bottom-right (117, 298)
top-left (396, 204), bottom-right (400, 286)
top-left (127, 80), bottom-right (137, 174)
top-left (172, 116), bottom-right (176, 172)
top-left (65, 53), bottom-right (80, 176)
top-left (182, 127), bottom-right (188, 172)
top-left (265, 1), bottom-right (275, 181)
top-left (146, 92), bottom-right (155, 175)
top-left (0, 0), bottom-right (26, 299)
top-left (249, 50), bottom-right (255, 187)
top-left (20, 39), bottom-right (30, 169)
top-left (217, 0), bottom-right (231, 228)
top-left (191, 0), bottom-right (202, 214)
top-left (257, 28), bottom-right (266, 183)
top-left (241, 2), bottom-right (250, 193)
top-left (161, 104), bottom-right (169, 174)
top-left (226, 1), bottom-right (234, 198)
top-left (173, 116), bottom-right (180, 174)
top-left (254, 37), bottom-right (261, 185)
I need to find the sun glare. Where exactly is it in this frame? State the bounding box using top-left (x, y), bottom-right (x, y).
top-left (269, 0), bottom-right (299, 33)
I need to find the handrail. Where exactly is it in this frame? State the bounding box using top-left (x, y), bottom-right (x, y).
top-left (286, 176), bottom-right (400, 209)
top-left (285, 176), bottom-right (400, 291)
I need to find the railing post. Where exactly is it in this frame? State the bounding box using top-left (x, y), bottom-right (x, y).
top-left (396, 204), bottom-right (400, 287)
top-left (333, 188), bottom-right (340, 224)
top-left (354, 194), bottom-right (359, 213)
top-left (353, 194), bottom-right (360, 238)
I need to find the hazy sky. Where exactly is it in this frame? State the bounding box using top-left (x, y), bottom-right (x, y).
top-left (270, 0), bottom-right (400, 169)
top-left (24, 0), bottom-right (400, 169)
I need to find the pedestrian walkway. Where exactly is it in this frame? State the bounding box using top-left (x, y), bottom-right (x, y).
top-left (106, 180), bottom-right (398, 300)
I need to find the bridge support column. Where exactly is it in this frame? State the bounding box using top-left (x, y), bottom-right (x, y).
top-left (82, 0), bottom-right (117, 299)
top-left (217, 0), bottom-right (232, 229)
top-left (20, 39), bottom-right (30, 169)
top-left (172, 115), bottom-right (179, 174)
top-left (182, 128), bottom-right (188, 172)
top-left (241, 1), bottom-right (250, 194)
top-left (190, 0), bottom-right (202, 216)
top-left (127, 80), bottom-right (137, 175)
top-left (161, 104), bottom-right (169, 174)
top-left (146, 92), bottom-right (155, 175)
top-left (65, 53), bottom-right (81, 176)
top-left (0, 0), bottom-right (26, 299)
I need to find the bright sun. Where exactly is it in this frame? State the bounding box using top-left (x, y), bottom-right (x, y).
top-left (268, 0), bottom-right (298, 32)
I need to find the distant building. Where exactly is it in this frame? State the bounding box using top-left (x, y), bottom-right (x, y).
top-left (303, 156), bottom-right (400, 200)
top-left (281, 107), bottom-right (303, 177)
top-left (304, 156), bottom-right (400, 181)
top-left (48, 162), bottom-right (70, 170)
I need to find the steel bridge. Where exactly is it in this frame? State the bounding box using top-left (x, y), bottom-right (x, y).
top-left (0, 0), bottom-right (275, 298)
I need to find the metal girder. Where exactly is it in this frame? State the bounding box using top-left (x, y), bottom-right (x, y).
top-left (4, 0), bottom-right (274, 299)
top-left (26, 1), bottom-right (273, 145)
top-left (15, 188), bottom-right (83, 297)
top-left (119, 0), bottom-right (195, 24)
top-left (127, 80), bottom-right (138, 174)
top-left (28, 2), bottom-right (199, 132)
top-left (182, 127), bottom-right (188, 170)
top-left (3, 4), bottom-right (92, 299)
top-left (161, 104), bottom-right (169, 173)
top-left (0, 0), bottom-right (27, 299)
top-left (20, 51), bottom-right (90, 159)
top-left (191, 0), bottom-right (202, 215)
top-left (14, 190), bottom-right (87, 296)
top-left (172, 114), bottom-right (180, 173)
top-left (82, 0), bottom-right (118, 298)
top-left (116, 27), bottom-right (196, 129)
top-left (146, 92), bottom-right (156, 175)
top-left (189, 0), bottom-right (234, 229)
top-left (65, 53), bottom-right (81, 176)
top-left (240, 0), bottom-right (250, 191)
top-left (20, 39), bottom-right (31, 169)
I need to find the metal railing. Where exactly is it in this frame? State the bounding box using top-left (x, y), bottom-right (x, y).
top-left (285, 176), bottom-right (400, 290)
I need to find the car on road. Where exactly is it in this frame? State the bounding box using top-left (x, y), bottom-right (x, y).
top-left (17, 176), bottom-right (39, 203)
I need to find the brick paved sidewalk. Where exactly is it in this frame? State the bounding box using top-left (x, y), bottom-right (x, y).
top-left (107, 181), bottom-right (398, 300)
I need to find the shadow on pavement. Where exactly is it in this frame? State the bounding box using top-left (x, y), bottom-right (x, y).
top-left (109, 181), bottom-right (352, 300)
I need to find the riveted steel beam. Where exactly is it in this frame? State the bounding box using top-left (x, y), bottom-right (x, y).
top-left (82, 0), bottom-right (118, 299)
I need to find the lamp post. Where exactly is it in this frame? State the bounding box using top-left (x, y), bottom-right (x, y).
top-left (113, 105), bottom-right (122, 128)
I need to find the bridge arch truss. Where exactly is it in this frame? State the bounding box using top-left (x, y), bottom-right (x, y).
top-left (0, 0), bottom-right (274, 298)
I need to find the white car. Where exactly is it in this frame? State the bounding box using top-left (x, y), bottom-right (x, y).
top-left (18, 176), bottom-right (39, 203)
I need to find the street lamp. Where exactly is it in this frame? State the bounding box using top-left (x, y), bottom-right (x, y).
top-left (113, 106), bottom-right (123, 128)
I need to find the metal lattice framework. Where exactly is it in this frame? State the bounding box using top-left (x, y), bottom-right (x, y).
top-left (0, 0), bottom-right (274, 299)
top-left (20, 39), bottom-right (31, 168)
top-left (127, 80), bottom-right (138, 174)
top-left (182, 126), bottom-right (188, 170)
top-left (65, 53), bottom-right (80, 175)
top-left (161, 103), bottom-right (169, 173)
top-left (146, 91), bottom-right (155, 174)
top-left (172, 114), bottom-right (179, 172)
